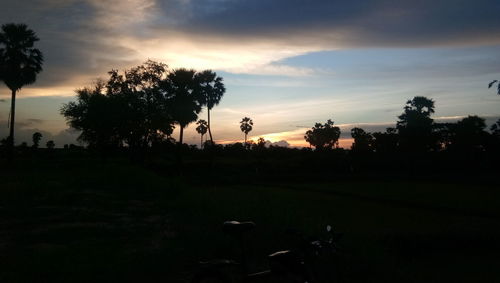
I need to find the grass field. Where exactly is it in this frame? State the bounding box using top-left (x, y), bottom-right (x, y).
top-left (1, 155), bottom-right (499, 282)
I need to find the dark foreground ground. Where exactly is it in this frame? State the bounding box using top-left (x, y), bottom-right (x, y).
top-left (0, 154), bottom-right (499, 282)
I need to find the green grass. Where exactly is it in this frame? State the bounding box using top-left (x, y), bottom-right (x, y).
top-left (0, 156), bottom-right (499, 282)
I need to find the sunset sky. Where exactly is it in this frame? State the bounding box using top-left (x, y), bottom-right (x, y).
top-left (1, 0), bottom-right (500, 147)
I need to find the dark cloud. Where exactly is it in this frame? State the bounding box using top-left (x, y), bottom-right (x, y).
top-left (161, 0), bottom-right (500, 47)
top-left (0, 0), bottom-right (143, 91)
top-left (0, 118), bottom-right (45, 129)
top-left (269, 140), bottom-right (290, 147)
top-left (1, 0), bottom-right (500, 93)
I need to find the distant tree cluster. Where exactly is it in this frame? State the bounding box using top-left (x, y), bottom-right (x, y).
top-left (304, 96), bottom-right (500, 156)
top-left (304, 119), bottom-right (341, 150)
top-left (60, 61), bottom-right (225, 150)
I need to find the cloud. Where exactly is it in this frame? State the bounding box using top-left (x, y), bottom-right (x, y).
top-left (269, 140), bottom-right (290, 148)
top-left (25, 118), bottom-right (44, 125)
top-left (1, 119), bottom-right (45, 129)
top-left (3, 0), bottom-right (499, 98)
top-left (176, 0), bottom-right (500, 47)
top-left (0, 119), bottom-right (79, 147)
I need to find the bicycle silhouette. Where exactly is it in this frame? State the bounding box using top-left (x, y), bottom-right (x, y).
top-left (191, 221), bottom-right (342, 283)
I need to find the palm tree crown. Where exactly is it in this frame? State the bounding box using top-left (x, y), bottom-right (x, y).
top-left (0, 23), bottom-right (43, 91)
top-left (488, 80), bottom-right (500, 95)
top-left (196, 119), bottom-right (208, 148)
top-left (239, 117), bottom-right (253, 144)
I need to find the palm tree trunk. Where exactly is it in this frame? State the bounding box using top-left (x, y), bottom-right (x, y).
top-left (244, 133), bottom-right (247, 146)
top-left (179, 126), bottom-right (184, 145)
top-left (200, 134), bottom-right (203, 149)
top-left (9, 89), bottom-right (16, 150)
top-left (207, 108), bottom-right (213, 142)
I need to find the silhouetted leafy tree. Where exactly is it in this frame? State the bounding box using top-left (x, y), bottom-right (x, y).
top-left (396, 96), bottom-right (438, 153)
top-left (46, 140), bottom-right (55, 149)
top-left (19, 142), bottom-right (28, 149)
top-left (447, 115), bottom-right (488, 152)
top-left (224, 142), bottom-right (246, 154)
top-left (304, 119), bottom-right (341, 150)
top-left (434, 122), bottom-right (454, 150)
top-left (165, 68), bottom-right (202, 145)
top-left (491, 119), bottom-right (500, 137)
top-left (239, 117), bottom-right (253, 145)
top-left (61, 61), bottom-right (174, 150)
top-left (61, 82), bottom-right (124, 149)
top-left (488, 80), bottom-right (500, 95)
top-left (106, 60), bottom-right (173, 148)
top-left (372, 128), bottom-right (399, 154)
top-left (32, 132), bottom-right (42, 148)
top-left (196, 70), bottom-right (225, 143)
top-left (195, 119), bottom-right (208, 148)
top-left (255, 137), bottom-right (266, 150)
top-left (351, 127), bottom-right (373, 152)
top-left (0, 23), bottom-right (43, 151)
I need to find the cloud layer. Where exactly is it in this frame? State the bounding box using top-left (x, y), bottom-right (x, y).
top-left (2, 0), bottom-right (500, 97)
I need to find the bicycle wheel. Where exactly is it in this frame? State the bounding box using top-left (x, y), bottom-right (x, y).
top-left (190, 270), bottom-right (231, 283)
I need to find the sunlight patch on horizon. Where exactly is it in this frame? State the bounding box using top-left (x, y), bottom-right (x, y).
top-left (230, 127), bottom-right (355, 148)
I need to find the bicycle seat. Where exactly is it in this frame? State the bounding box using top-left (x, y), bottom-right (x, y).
top-left (222, 221), bottom-right (256, 235)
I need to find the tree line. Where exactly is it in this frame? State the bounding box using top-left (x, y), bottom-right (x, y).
top-left (304, 96), bottom-right (500, 156)
top-left (1, 23), bottom-right (500, 160)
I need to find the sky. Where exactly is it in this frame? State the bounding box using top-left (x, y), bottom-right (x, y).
top-left (1, 0), bottom-right (500, 147)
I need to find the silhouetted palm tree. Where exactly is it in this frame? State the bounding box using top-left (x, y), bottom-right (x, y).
top-left (195, 119), bottom-right (208, 148)
top-left (488, 80), bottom-right (500, 95)
top-left (166, 68), bottom-right (202, 144)
top-left (239, 117), bottom-right (253, 145)
top-left (196, 70), bottom-right (225, 143)
top-left (0, 23), bottom-right (43, 151)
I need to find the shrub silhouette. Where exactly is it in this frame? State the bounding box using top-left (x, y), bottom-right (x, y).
top-left (46, 140), bottom-right (55, 149)
top-left (32, 132), bottom-right (42, 149)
